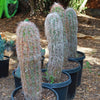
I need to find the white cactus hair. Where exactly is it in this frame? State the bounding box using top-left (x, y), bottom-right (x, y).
top-left (50, 2), bottom-right (69, 67)
top-left (16, 21), bottom-right (41, 62)
top-left (65, 7), bottom-right (78, 32)
top-left (45, 12), bottom-right (64, 81)
top-left (16, 20), bottom-right (42, 100)
top-left (65, 7), bottom-right (78, 58)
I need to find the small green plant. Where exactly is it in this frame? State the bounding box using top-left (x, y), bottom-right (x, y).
top-left (98, 73), bottom-right (100, 76)
top-left (43, 71), bottom-right (55, 84)
top-left (0, 35), bottom-right (5, 60)
top-left (5, 40), bottom-right (15, 51)
top-left (84, 61), bottom-right (92, 72)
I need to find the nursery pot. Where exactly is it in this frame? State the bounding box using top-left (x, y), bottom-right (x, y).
top-left (11, 86), bottom-right (59, 100)
top-left (0, 56), bottom-right (10, 78)
top-left (12, 70), bottom-right (21, 88)
top-left (42, 71), bottom-right (71, 100)
top-left (62, 61), bottom-right (81, 100)
top-left (68, 51), bottom-right (85, 87)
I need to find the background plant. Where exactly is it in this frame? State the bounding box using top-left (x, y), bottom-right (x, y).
top-left (16, 20), bottom-right (42, 100)
top-left (18, 0), bottom-right (70, 15)
top-left (0, 35), bottom-right (5, 60)
top-left (83, 61), bottom-right (92, 73)
top-left (45, 12), bottom-right (64, 82)
top-left (68, 0), bottom-right (88, 12)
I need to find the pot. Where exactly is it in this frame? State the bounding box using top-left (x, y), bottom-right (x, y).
top-left (0, 56), bottom-right (10, 78)
top-left (11, 86), bottom-right (59, 100)
top-left (68, 51), bottom-right (85, 87)
top-left (12, 70), bottom-right (21, 88)
top-left (62, 60), bottom-right (81, 100)
top-left (42, 72), bottom-right (71, 100)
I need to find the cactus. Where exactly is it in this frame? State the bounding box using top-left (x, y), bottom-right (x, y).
top-left (16, 21), bottom-right (42, 100)
top-left (50, 2), bottom-right (69, 67)
top-left (45, 12), bottom-right (64, 81)
top-left (0, 35), bottom-right (5, 60)
top-left (65, 8), bottom-right (78, 58)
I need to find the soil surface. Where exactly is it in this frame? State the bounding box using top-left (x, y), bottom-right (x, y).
top-left (0, 12), bottom-right (100, 100)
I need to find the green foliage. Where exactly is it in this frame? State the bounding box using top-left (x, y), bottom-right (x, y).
top-left (43, 71), bottom-right (55, 84)
top-left (83, 61), bottom-right (92, 72)
top-left (98, 73), bottom-right (100, 76)
top-left (24, 19), bottom-right (29, 21)
top-left (5, 40), bottom-right (15, 51)
top-left (41, 48), bottom-right (45, 57)
top-left (68, 0), bottom-right (87, 11)
top-left (0, 35), bottom-right (5, 60)
top-left (84, 61), bottom-right (92, 69)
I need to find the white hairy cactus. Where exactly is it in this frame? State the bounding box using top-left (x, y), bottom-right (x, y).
top-left (50, 2), bottom-right (69, 67)
top-left (16, 21), bottom-right (42, 100)
top-left (65, 8), bottom-right (78, 58)
top-left (45, 12), bottom-right (64, 81)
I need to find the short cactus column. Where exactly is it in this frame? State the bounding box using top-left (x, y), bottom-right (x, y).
top-left (45, 12), bottom-right (64, 81)
top-left (16, 21), bottom-right (42, 100)
top-left (65, 8), bottom-right (78, 58)
top-left (50, 2), bottom-right (69, 67)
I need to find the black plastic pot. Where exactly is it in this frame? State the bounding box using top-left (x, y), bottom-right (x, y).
top-left (12, 70), bottom-right (21, 88)
top-left (42, 72), bottom-right (71, 100)
top-left (68, 51), bottom-right (85, 87)
top-left (0, 56), bottom-right (10, 78)
top-left (62, 61), bottom-right (81, 100)
top-left (11, 86), bottom-right (59, 100)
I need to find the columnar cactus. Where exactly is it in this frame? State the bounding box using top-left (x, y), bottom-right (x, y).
top-left (0, 35), bottom-right (5, 60)
top-left (45, 12), bottom-right (64, 81)
top-left (65, 8), bottom-right (78, 58)
top-left (50, 2), bottom-right (69, 67)
top-left (16, 21), bottom-right (42, 100)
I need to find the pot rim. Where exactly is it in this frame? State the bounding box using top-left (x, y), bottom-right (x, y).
top-left (11, 86), bottom-right (59, 100)
top-left (68, 51), bottom-right (85, 61)
top-left (0, 56), bottom-right (10, 61)
top-left (42, 72), bottom-right (71, 89)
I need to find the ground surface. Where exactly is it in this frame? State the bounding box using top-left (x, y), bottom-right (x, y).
top-left (0, 12), bottom-right (100, 100)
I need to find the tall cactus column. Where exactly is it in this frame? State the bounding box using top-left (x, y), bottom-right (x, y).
top-left (45, 12), bottom-right (64, 82)
top-left (65, 8), bottom-right (78, 58)
top-left (16, 21), bottom-right (42, 100)
top-left (50, 2), bottom-right (69, 67)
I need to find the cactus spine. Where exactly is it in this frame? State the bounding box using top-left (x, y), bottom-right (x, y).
top-left (50, 2), bottom-right (69, 67)
top-left (16, 21), bottom-right (42, 100)
top-left (45, 12), bottom-right (64, 81)
top-left (65, 8), bottom-right (78, 58)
